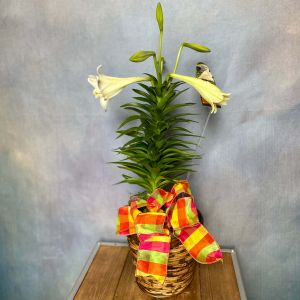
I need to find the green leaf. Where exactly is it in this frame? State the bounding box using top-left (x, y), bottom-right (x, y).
top-left (156, 2), bottom-right (163, 32)
top-left (117, 177), bottom-right (153, 192)
top-left (138, 83), bottom-right (157, 97)
top-left (163, 102), bottom-right (195, 114)
top-left (121, 106), bottom-right (151, 118)
top-left (130, 50), bottom-right (156, 62)
top-left (170, 133), bottom-right (201, 138)
top-left (118, 165), bottom-right (151, 178)
top-left (169, 117), bottom-right (198, 125)
top-left (122, 136), bottom-right (145, 148)
top-left (121, 102), bottom-right (152, 113)
top-left (118, 115), bottom-right (141, 129)
top-left (143, 73), bottom-right (158, 85)
top-left (133, 89), bottom-right (157, 103)
top-left (183, 42), bottom-right (210, 53)
top-left (133, 96), bottom-right (153, 104)
top-left (116, 126), bottom-right (142, 138)
top-left (169, 126), bottom-right (193, 134)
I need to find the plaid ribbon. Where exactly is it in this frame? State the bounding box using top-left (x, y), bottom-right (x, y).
top-left (116, 180), bottom-right (222, 283)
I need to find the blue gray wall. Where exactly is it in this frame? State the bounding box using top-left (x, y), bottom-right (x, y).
top-left (1, 1), bottom-right (300, 299)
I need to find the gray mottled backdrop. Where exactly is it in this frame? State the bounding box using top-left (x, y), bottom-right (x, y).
top-left (1, 0), bottom-right (300, 299)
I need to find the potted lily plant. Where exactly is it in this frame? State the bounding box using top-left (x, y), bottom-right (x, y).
top-left (88, 2), bottom-right (230, 297)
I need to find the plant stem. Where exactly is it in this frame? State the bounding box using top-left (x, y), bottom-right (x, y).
top-left (157, 30), bottom-right (163, 85)
top-left (158, 31), bottom-right (163, 65)
top-left (153, 55), bottom-right (160, 82)
top-left (173, 43), bottom-right (184, 74)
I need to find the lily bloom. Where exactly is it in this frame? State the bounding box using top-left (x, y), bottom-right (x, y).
top-left (170, 73), bottom-right (230, 113)
top-left (88, 65), bottom-right (151, 111)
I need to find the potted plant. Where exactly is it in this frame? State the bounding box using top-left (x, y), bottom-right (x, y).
top-left (88, 2), bottom-right (230, 297)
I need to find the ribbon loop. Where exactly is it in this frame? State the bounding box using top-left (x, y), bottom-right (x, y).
top-left (170, 196), bottom-right (199, 230)
top-left (135, 212), bottom-right (166, 235)
top-left (147, 188), bottom-right (173, 212)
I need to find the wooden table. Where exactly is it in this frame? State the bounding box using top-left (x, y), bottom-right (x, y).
top-left (68, 242), bottom-right (247, 300)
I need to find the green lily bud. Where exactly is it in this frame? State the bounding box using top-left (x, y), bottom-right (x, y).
top-left (129, 50), bottom-right (156, 62)
top-left (183, 42), bottom-right (211, 53)
top-left (156, 2), bottom-right (163, 32)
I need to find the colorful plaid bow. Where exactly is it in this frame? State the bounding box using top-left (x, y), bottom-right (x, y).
top-left (116, 180), bottom-right (222, 283)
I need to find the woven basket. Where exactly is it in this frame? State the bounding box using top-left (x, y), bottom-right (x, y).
top-left (127, 234), bottom-right (196, 298)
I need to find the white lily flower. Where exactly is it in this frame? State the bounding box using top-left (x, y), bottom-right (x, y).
top-left (88, 65), bottom-right (151, 111)
top-left (170, 73), bottom-right (230, 113)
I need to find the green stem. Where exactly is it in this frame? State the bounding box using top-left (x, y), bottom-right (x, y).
top-left (157, 30), bottom-right (163, 85)
top-left (153, 55), bottom-right (160, 82)
top-left (158, 31), bottom-right (163, 65)
top-left (173, 43), bottom-right (184, 74)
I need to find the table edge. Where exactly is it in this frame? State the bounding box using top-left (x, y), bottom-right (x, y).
top-left (67, 242), bottom-right (127, 300)
top-left (222, 249), bottom-right (247, 300)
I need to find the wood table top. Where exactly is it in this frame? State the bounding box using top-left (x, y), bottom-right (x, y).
top-left (69, 243), bottom-right (246, 300)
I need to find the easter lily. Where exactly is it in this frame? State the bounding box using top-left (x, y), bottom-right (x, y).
top-left (88, 65), bottom-right (151, 111)
top-left (170, 73), bottom-right (230, 113)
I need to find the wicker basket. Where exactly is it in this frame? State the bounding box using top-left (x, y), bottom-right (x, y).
top-left (127, 234), bottom-right (196, 298)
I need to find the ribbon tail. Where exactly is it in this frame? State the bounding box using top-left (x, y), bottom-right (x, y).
top-left (135, 233), bottom-right (171, 284)
top-left (174, 223), bottom-right (222, 264)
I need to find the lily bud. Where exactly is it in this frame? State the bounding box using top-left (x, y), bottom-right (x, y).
top-left (130, 50), bottom-right (155, 62)
top-left (183, 42), bottom-right (211, 53)
top-left (156, 2), bottom-right (163, 32)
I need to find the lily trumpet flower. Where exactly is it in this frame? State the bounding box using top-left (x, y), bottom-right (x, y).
top-left (88, 65), bottom-right (151, 111)
top-left (170, 73), bottom-right (230, 113)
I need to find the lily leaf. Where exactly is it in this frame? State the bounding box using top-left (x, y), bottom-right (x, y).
top-left (113, 81), bottom-right (201, 192)
top-left (130, 50), bottom-right (156, 62)
top-left (183, 42), bottom-right (210, 53)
